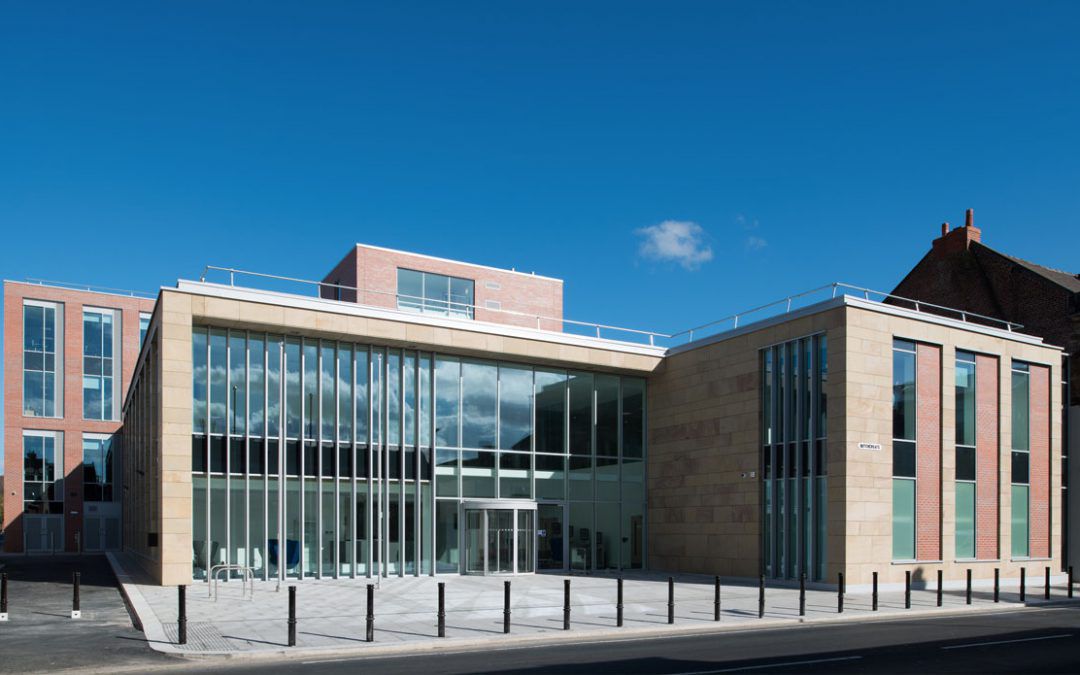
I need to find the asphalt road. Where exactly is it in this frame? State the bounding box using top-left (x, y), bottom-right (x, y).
top-left (192, 605), bottom-right (1080, 675)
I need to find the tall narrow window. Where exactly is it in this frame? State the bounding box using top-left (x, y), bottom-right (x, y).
top-left (955, 350), bottom-right (977, 559)
top-left (892, 339), bottom-right (917, 560)
top-left (23, 301), bottom-right (62, 417)
top-left (1011, 361), bottom-right (1030, 558)
top-left (83, 435), bottom-right (114, 502)
top-left (83, 308), bottom-right (119, 420)
top-left (139, 312), bottom-right (151, 346)
top-left (23, 432), bottom-right (63, 514)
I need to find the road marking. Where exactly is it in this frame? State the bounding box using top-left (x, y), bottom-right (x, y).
top-left (670, 655), bottom-right (863, 673)
top-left (941, 633), bottom-right (1073, 650)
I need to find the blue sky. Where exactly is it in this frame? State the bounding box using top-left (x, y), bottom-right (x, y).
top-left (2, 2), bottom-right (1079, 466)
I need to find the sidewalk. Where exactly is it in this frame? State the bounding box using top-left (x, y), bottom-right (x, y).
top-left (107, 554), bottom-right (1078, 661)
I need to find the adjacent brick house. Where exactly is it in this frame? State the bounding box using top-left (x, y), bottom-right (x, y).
top-left (890, 209), bottom-right (1078, 566)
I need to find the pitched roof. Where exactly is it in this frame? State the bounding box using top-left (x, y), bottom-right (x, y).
top-left (976, 242), bottom-right (1080, 293)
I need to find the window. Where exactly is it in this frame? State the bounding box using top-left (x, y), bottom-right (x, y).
top-left (23, 301), bottom-right (62, 417)
top-left (83, 435), bottom-right (114, 502)
top-left (139, 312), bottom-right (151, 346)
top-left (955, 350), bottom-right (977, 558)
top-left (24, 432), bottom-right (63, 514)
top-left (396, 269), bottom-right (475, 319)
top-left (1011, 361), bottom-right (1030, 557)
top-left (892, 339), bottom-right (917, 560)
top-left (83, 308), bottom-right (119, 420)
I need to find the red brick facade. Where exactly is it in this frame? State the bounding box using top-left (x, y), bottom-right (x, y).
top-left (975, 354), bottom-right (999, 559)
top-left (916, 343), bottom-right (942, 561)
top-left (3, 282), bottom-right (155, 553)
top-left (1030, 364), bottom-right (1051, 559)
top-left (321, 244), bottom-right (564, 331)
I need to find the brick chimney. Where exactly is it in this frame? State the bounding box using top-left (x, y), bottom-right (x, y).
top-left (932, 208), bottom-right (982, 253)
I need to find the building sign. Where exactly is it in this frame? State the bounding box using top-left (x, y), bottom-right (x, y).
top-left (858, 442), bottom-right (882, 451)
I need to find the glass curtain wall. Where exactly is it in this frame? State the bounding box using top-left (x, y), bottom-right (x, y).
top-left (192, 325), bottom-right (647, 580)
top-left (761, 334), bottom-right (827, 581)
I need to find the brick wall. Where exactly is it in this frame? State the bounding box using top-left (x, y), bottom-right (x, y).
top-left (916, 343), bottom-right (942, 561)
top-left (321, 244), bottom-right (564, 331)
top-left (975, 354), bottom-right (1000, 559)
top-left (3, 282), bottom-right (155, 553)
top-left (1030, 364), bottom-right (1051, 559)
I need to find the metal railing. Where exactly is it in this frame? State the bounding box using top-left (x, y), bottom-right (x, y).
top-left (23, 277), bottom-right (156, 299)
top-left (195, 267), bottom-right (1025, 348)
top-left (198, 265), bottom-right (670, 346)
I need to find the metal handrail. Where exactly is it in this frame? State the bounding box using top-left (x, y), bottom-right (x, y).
top-left (209, 564), bottom-right (255, 601)
top-left (23, 277), bottom-right (156, 299)
top-left (195, 267), bottom-right (1026, 348)
top-left (198, 265), bottom-right (671, 346)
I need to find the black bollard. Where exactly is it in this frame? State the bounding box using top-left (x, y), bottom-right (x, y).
top-left (72, 572), bottom-right (81, 619)
top-left (178, 585), bottom-right (187, 645)
top-left (617, 577), bottom-right (624, 627)
top-left (905, 571), bottom-right (911, 609)
top-left (1, 572), bottom-right (8, 622)
top-left (758, 575), bottom-right (765, 618)
top-left (714, 576), bottom-right (721, 622)
top-left (501, 578), bottom-right (509, 630)
top-left (287, 586), bottom-right (296, 647)
top-left (966, 569), bottom-right (972, 605)
top-left (799, 573), bottom-right (806, 617)
top-left (837, 572), bottom-right (844, 614)
top-left (1021, 568), bottom-right (1026, 602)
top-left (1070, 566), bottom-right (1074, 599)
top-left (438, 582), bottom-right (446, 638)
top-left (1045, 566), bottom-right (1051, 600)
top-left (872, 571), bottom-right (878, 611)
top-left (563, 579), bottom-right (571, 630)
top-left (936, 570), bottom-right (943, 607)
top-left (667, 576), bottom-right (674, 624)
top-left (994, 568), bottom-right (1000, 603)
top-left (366, 584), bottom-right (375, 642)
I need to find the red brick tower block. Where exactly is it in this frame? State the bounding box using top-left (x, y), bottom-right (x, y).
top-left (916, 343), bottom-right (942, 561)
top-left (1029, 364), bottom-right (1051, 559)
top-left (975, 355), bottom-right (999, 559)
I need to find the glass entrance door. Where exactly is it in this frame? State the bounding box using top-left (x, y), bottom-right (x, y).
top-left (463, 504), bottom-right (536, 574)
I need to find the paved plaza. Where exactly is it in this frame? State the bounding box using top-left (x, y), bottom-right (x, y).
top-left (106, 554), bottom-right (1078, 659)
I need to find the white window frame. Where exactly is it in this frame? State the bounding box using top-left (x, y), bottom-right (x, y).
top-left (82, 306), bottom-right (122, 421)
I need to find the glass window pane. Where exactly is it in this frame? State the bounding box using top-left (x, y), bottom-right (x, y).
top-left (209, 329), bottom-right (227, 435)
top-left (499, 366), bottom-right (532, 451)
top-left (1012, 368), bottom-right (1029, 451)
top-left (249, 335), bottom-right (265, 435)
top-left (387, 351), bottom-right (402, 446)
top-left (397, 269), bottom-right (424, 312)
top-left (355, 347), bottom-right (369, 444)
top-left (303, 340), bottom-right (318, 439)
top-left (423, 272), bottom-right (450, 315)
top-left (893, 440), bottom-right (916, 478)
top-left (436, 500), bottom-right (459, 573)
top-left (621, 378), bottom-right (645, 458)
top-left (461, 362), bottom-right (496, 449)
top-left (955, 482), bottom-right (975, 559)
top-left (569, 373), bottom-right (593, 456)
top-left (404, 353), bottom-right (417, 446)
top-left (449, 277), bottom-right (474, 319)
top-left (569, 503), bottom-right (593, 572)
top-left (499, 452), bottom-right (531, 498)
top-left (956, 446), bottom-right (976, 482)
top-left (595, 503), bottom-right (619, 570)
top-left (229, 332), bottom-right (247, 436)
top-left (436, 357), bottom-right (460, 447)
top-left (955, 359), bottom-right (975, 447)
top-left (535, 454), bottom-right (565, 500)
top-left (892, 478), bottom-right (915, 560)
top-left (267, 336), bottom-right (282, 438)
top-left (338, 345), bottom-right (353, 442)
top-left (595, 375), bottom-right (619, 456)
top-left (285, 338), bottom-right (301, 438)
top-left (535, 370), bottom-right (566, 454)
top-left (569, 456), bottom-right (592, 500)
top-left (892, 348), bottom-right (915, 441)
top-left (461, 450), bottom-right (495, 497)
top-left (1011, 484), bottom-right (1029, 557)
top-left (1011, 451), bottom-right (1029, 484)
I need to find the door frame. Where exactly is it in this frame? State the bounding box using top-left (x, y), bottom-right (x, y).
top-left (460, 500), bottom-right (537, 575)
top-left (536, 501), bottom-right (568, 573)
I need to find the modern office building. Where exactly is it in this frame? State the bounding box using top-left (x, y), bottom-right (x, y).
top-left (3, 281), bottom-right (155, 553)
top-left (3, 240), bottom-right (1066, 590)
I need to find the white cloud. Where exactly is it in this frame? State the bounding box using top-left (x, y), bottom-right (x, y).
top-left (745, 235), bottom-right (767, 251)
top-left (635, 220), bottom-right (713, 270)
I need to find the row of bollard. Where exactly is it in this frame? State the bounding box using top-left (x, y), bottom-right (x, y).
top-left (164, 564), bottom-right (1080, 646)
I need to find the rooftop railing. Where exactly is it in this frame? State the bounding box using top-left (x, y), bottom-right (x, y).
top-left (196, 267), bottom-right (1025, 349)
top-left (22, 278), bottom-right (156, 299)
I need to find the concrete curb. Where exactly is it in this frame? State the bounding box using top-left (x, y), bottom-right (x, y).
top-left (102, 553), bottom-right (1080, 664)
